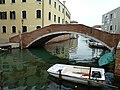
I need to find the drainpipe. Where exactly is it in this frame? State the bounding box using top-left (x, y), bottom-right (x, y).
top-left (42, 0), bottom-right (44, 27)
top-left (19, 19), bottom-right (24, 50)
top-left (63, 1), bottom-right (66, 24)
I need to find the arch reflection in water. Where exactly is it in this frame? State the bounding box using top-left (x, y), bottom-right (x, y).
top-left (45, 35), bottom-right (106, 66)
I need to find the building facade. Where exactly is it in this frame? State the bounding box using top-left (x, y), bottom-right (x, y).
top-left (0, 0), bottom-right (71, 41)
top-left (102, 7), bottom-right (120, 34)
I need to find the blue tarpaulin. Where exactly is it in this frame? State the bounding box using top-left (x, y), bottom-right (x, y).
top-left (98, 51), bottom-right (115, 66)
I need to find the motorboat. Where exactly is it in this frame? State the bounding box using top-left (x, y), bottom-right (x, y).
top-left (47, 64), bottom-right (105, 87)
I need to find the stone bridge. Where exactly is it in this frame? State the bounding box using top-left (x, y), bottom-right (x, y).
top-left (9, 24), bottom-right (120, 50)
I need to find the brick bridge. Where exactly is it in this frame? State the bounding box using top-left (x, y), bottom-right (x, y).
top-left (10, 24), bottom-right (120, 49)
top-left (10, 24), bottom-right (120, 78)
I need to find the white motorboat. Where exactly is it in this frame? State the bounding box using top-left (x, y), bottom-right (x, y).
top-left (47, 64), bottom-right (105, 87)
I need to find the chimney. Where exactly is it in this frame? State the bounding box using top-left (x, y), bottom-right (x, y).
top-left (63, 1), bottom-right (66, 5)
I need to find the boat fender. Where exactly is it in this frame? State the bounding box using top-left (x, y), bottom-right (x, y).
top-left (82, 73), bottom-right (92, 77)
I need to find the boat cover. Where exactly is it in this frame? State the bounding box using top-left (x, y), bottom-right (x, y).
top-left (98, 51), bottom-right (115, 66)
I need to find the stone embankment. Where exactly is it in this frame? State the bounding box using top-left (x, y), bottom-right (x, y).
top-left (0, 42), bottom-right (19, 49)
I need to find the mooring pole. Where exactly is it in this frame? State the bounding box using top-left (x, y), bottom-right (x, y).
top-left (58, 69), bottom-right (62, 89)
top-left (88, 67), bottom-right (92, 86)
top-left (89, 67), bottom-right (92, 80)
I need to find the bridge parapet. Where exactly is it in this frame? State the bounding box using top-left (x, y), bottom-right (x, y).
top-left (9, 24), bottom-right (120, 49)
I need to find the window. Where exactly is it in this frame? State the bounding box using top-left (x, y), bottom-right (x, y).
top-left (0, 12), bottom-right (7, 19)
top-left (49, 0), bottom-right (51, 5)
top-left (2, 26), bottom-right (6, 33)
top-left (36, 26), bottom-right (41, 29)
top-left (36, 0), bottom-right (41, 1)
top-left (11, 0), bottom-right (15, 3)
top-left (54, 2), bottom-right (56, 8)
top-left (22, 26), bottom-right (27, 32)
top-left (22, 0), bottom-right (26, 2)
top-left (54, 15), bottom-right (56, 22)
top-left (110, 14), bottom-right (113, 20)
top-left (66, 12), bottom-right (70, 19)
top-left (22, 11), bottom-right (26, 19)
top-left (62, 19), bottom-right (64, 24)
top-left (36, 10), bottom-right (41, 18)
top-left (110, 25), bottom-right (112, 30)
top-left (10, 11), bottom-right (16, 19)
top-left (0, 0), bottom-right (5, 4)
top-left (115, 25), bottom-right (117, 30)
top-left (48, 12), bottom-right (51, 20)
top-left (62, 8), bottom-right (64, 13)
top-left (12, 26), bottom-right (16, 33)
top-left (59, 5), bottom-right (61, 11)
top-left (58, 17), bottom-right (60, 23)
top-left (114, 13), bottom-right (117, 18)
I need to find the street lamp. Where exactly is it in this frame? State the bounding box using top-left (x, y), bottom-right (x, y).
top-left (19, 19), bottom-right (24, 50)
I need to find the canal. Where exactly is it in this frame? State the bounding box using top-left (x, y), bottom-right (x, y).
top-left (0, 35), bottom-right (119, 90)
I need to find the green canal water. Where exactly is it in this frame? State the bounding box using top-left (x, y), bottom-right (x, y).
top-left (0, 36), bottom-right (119, 90)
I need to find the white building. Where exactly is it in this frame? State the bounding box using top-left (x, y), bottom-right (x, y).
top-left (102, 7), bottom-right (120, 34)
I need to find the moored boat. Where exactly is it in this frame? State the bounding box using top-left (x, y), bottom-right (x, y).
top-left (47, 64), bottom-right (105, 87)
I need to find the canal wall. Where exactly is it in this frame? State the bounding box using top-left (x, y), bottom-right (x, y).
top-left (0, 43), bottom-right (19, 49)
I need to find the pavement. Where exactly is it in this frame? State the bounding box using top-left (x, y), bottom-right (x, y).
top-left (0, 40), bottom-right (19, 48)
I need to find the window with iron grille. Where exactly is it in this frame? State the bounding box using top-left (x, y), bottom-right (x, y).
top-left (36, 10), bottom-right (41, 18)
top-left (48, 12), bottom-right (51, 20)
top-left (12, 26), bottom-right (16, 33)
top-left (2, 26), bottom-right (6, 33)
top-left (22, 0), bottom-right (26, 3)
top-left (22, 26), bottom-right (27, 33)
top-left (0, 0), bottom-right (5, 4)
top-left (11, 0), bottom-right (15, 3)
top-left (58, 17), bottom-right (60, 23)
top-left (0, 12), bottom-right (7, 19)
top-left (22, 11), bottom-right (26, 19)
top-left (49, 0), bottom-right (51, 5)
top-left (10, 11), bottom-right (16, 19)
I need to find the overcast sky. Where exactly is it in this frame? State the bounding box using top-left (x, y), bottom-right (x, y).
top-left (60, 0), bottom-right (120, 26)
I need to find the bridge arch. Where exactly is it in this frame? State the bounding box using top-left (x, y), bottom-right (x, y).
top-left (27, 31), bottom-right (112, 50)
top-left (26, 31), bottom-right (70, 48)
top-left (10, 24), bottom-right (120, 50)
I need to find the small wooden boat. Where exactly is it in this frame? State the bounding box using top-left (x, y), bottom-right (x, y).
top-left (88, 42), bottom-right (106, 49)
top-left (47, 64), bottom-right (105, 87)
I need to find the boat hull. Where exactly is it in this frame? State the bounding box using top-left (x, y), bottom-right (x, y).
top-left (48, 72), bottom-right (104, 87)
top-left (47, 64), bottom-right (105, 87)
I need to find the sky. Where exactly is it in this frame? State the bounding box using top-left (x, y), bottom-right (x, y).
top-left (60, 0), bottom-right (120, 26)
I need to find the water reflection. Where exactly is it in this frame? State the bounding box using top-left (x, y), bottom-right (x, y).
top-left (47, 76), bottom-right (102, 90)
top-left (0, 49), bottom-right (51, 90)
top-left (45, 36), bottom-right (105, 66)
